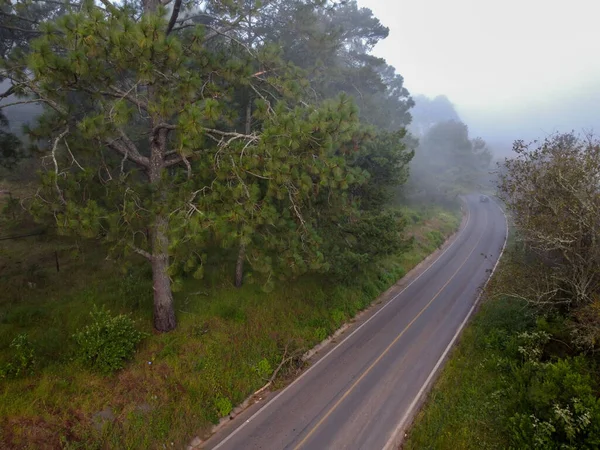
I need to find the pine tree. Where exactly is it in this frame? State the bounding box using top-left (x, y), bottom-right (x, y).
top-left (3, 0), bottom-right (366, 331)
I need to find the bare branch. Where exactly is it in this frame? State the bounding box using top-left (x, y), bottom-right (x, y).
top-left (166, 0), bottom-right (182, 35)
top-left (0, 99), bottom-right (44, 109)
top-left (30, 0), bottom-right (81, 6)
top-left (0, 86), bottom-right (15, 99)
top-left (164, 154), bottom-right (183, 167)
top-left (0, 24), bottom-right (42, 34)
top-left (64, 138), bottom-right (84, 171)
top-left (0, 11), bottom-right (40, 25)
top-left (51, 127), bottom-right (70, 205)
top-left (130, 245), bottom-right (153, 261)
top-left (105, 135), bottom-right (149, 168)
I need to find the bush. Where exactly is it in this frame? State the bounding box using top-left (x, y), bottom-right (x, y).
top-left (508, 350), bottom-right (600, 448)
top-left (73, 306), bottom-right (146, 374)
top-left (0, 333), bottom-right (36, 379)
top-left (214, 396), bottom-right (233, 418)
top-left (254, 357), bottom-right (272, 380)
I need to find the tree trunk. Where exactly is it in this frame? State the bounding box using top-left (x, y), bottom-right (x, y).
top-left (151, 213), bottom-right (177, 332)
top-left (234, 101), bottom-right (252, 289)
top-left (235, 243), bottom-right (246, 288)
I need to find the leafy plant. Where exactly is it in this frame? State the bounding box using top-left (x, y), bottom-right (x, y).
top-left (254, 358), bottom-right (272, 380)
top-left (0, 333), bottom-right (36, 379)
top-left (73, 306), bottom-right (146, 374)
top-left (214, 396), bottom-right (233, 418)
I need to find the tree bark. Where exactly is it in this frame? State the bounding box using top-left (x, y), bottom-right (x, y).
top-left (235, 243), bottom-right (246, 288)
top-left (148, 109), bottom-right (176, 330)
top-left (234, 101), bottom-right (252, 289)
top-left (151, 213), bottom-right (177, 332)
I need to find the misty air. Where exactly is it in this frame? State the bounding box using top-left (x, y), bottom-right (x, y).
top-left (1, 1), bottom-right (598, 448)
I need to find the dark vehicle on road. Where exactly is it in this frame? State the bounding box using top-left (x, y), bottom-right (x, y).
top-left (480, 195), bottom-right (489, 202)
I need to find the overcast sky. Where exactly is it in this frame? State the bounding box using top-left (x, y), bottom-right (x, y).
top-left (358, 0), bottom-right (600, 153)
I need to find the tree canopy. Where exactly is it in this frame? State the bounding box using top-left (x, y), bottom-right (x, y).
top-left (1, 0), bottom-right (416, 331)
top-left (498, 133), bottom-right (600, 349)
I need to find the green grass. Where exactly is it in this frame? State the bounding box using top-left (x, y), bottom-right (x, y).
top-left (0, 203), bottom-right (460, 448)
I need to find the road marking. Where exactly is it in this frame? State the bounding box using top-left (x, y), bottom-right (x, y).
top-left (382, 199), bottom-right (509, 450)
top-left (210, 201), bottom-right (472, 450)
top-left (292, 209), bottom-right (489, 450)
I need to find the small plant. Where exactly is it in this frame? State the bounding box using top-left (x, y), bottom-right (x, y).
top-left (314, 327), bottom-right (328, 342)
top-left (73, 306), bottom-right (146, 374)
top-left (331, 309), bottom-right (346, 328)
top-left (0, 333), bottom-right (36, 379)
top-left (254, 358), bottom-right (272, 380)
top-left (214, 396), bottom-right (233, 418)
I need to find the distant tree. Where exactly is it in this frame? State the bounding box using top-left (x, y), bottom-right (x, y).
top-left (498, 133), bottom-right (600, 349)
top-left (409, 120), bottom-right (491, 202)
top-left (409, 95), bottom-right (461, 136)
top-left (0, 112), bottom-right (22, 170)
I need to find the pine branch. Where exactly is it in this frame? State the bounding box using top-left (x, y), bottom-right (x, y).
top-left (76, 85), bottom-right (149, 112)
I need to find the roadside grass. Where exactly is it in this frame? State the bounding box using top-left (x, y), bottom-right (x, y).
top-left (0, 203), bottom-right (460, 448)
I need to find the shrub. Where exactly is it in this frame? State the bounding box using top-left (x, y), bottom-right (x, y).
top-left (331, 309), bottom-right (346, 328)
top-left (254, 358), bottom-right (272, 380)
top-left (214, 396), bottom-right (233, 418)
top-left (73, 306), bottom-right (146, 374)
top-left (0, 333), bottom-right (36, 379)
top-left (508, 356), bottom-right (600, 449)
top-left (314, 327), bottom-right (328, 342)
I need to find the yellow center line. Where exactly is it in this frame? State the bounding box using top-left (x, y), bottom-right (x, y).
top-left (293, 210), bottom-right (489, 450)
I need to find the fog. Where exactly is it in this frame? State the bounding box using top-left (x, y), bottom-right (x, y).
top-left (5, 1), bottom-right (600, 157)
top-left (0, 79), bottom-right (41, 136)
top-left (358, 0), bottom-right (600, 157)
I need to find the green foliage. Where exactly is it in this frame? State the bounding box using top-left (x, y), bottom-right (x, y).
top-left (325, 209), bottom-right (410, 282)
top-left (508, 356), bottom-right (600, 449)
top-left (0, 333), bottom-right (36, 379)
top-left (314, 327), bottom-right (328, 342)
top-left (330, 309), bottom-right (346, 328)
top-left (254, 358), bottom-right (272, 380)
top-left (213, 396), bottom-right (233, 419)
top-left (427, 230), bottom-right (444, 248)
top-left (407, 255), bottom-right (600, 450)
top-left (73, 306), bottom-right (146, 374)
top-left (2, 0), bottom-right (420, 334)
top-left (0, 199), bottom-right (457, 447)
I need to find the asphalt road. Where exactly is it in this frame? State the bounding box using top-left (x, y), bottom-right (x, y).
top-left (203, 194), bottom-right (508, 450)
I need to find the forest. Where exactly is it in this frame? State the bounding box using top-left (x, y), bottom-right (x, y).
top-left (0, 0), bottom-right (526, 448)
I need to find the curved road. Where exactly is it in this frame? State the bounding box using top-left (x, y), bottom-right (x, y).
top-left (203, 194), bottom-right (508, 450)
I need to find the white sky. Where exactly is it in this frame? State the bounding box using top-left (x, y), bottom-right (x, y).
top-left (357, 0), bottom-right (600, 148)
